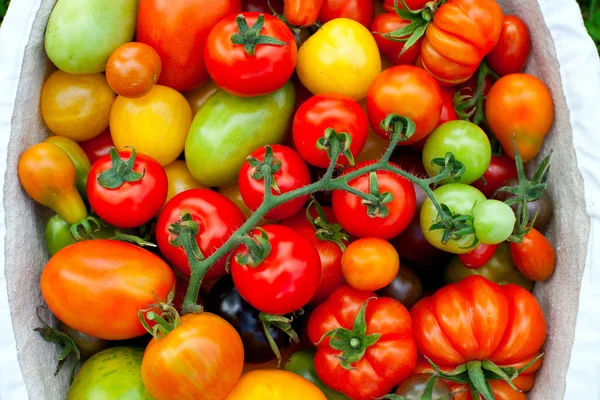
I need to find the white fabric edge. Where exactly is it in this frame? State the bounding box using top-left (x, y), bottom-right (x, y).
top-left (0, 1), bottom-right (43, 399)
top-left (537, 1), bottom-right (600, 399)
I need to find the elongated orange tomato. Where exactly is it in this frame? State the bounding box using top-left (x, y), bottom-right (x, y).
top-left (41, 240), bottom-right (175, 340)
top-left (18, 142), bottom-right (87, 224)
top-left (284, 0), bottom-right (324, 26)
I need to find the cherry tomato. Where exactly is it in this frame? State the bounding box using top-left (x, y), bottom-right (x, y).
top-left (41, 71), bottom-right (115, 142)
top-left (371, 13), bottom-right (422, 66)
top-left (293, 94), bottom-right (369, 168)
top-left (156, 189), bottom-right (246, 280)
top-left (319, 0), bottom-right (375, 27)
top-left (226, 370), bottom-right (327, 400)
top-left (183, 80), bottom-right (220, 115)
top-left (141, 313), bottom-right (244, 400)
top-left (239, 145), bottom-right (311, 220)
top-left (78, 128), bottom-right (115, 165)
top-left (231, 224), bottom-right (322, 315)
top-left (487, 16), bottom-right (531, 77)
top-left (485, 74), bottom-right (554, 162)
top-left (458, 243), bottom-right (499, 269)
top-left (243, 0), bottom-right (283, 14)
top-left (284, 0), bottom-right (323, 26)
top-left (88, 149), bottom-right (168, 228)
top-left (106, 42), bottom-right (162, 98)
top-left (471, 154), bottom-right (518, 198)
top-left (342, 237), bottom-right (399, 291)
top-left (367, 65), bottom-right (442, 145)
top-left (41, 240), bottom-right (175, 340)
top-left (333, 161), bottom-right (416, 239)
top-left (205, 13), bottom-right (297, 97)
top-left (473, 199), bottom-right (516, 245)
top-left (164, 160), bottom-right (209, 204)
top-left (376, 264), bottom-right (423, 309)
top-left (510, 228), bottom-right (556, 281)
top-left (383, 0), bottom-right (429, 12)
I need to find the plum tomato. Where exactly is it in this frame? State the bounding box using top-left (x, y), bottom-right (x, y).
top-left (342, 237), bottom-right (400, 291)
top-left (510, 228), bottom-right (556, 281)
top-left (106, 42), bottom-right (162, 98)
top-left (487, 15), bottom-right (531, 77)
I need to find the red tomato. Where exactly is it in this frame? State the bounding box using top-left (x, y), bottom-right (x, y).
top-left (367, 65), bottom-right (442, 145)
top-left (281, 205), bottom-right (347, 305)
top-left (510, 228), bottom-right (556, 281)
top-left (78, 128), bottom-right (114, 165)
top-left (156, 189), bottom-right (246, 280)
top-left (205, 13), bottom-right (297, 97)
top-left (471, 154), bottom-right (518, 198)
top-left (383, 0), bottom-right (429, 12)
top-left (293, 93), bottom-right (369, 168)
top-left (332, 161), bottom-right (416, 239)
top-left (41, 240), bottom-right (175, 340)
top-left (231, 224), bottom-right (322, 315)
top-left (106, 42), bottom-right (162, 98)
top-left (243, 0), bottom-right (283, 13)
top-left (371, 13), bottom-right (422, 66)
top-left (239, 145), bottom-right (312, 220)
top-left (319, 0), bottom-right (375, 27)
top-left (458, 243), bottom-right (499, 269)
top-left (87, 149), bottom-right (168, 228)
top-left (487, 15), bottom-right (531, 77)
top-left (410, 85), bottom-right (457, 151)
top-left (284, 0), bottom-right (323, 26)
top-left (308, 285), bottom-right (417, 400)
top-left (136, 0), bottom-right (242, 91)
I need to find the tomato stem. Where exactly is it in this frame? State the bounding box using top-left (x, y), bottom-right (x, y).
top-left (231, 14), bottom-right (287, 56)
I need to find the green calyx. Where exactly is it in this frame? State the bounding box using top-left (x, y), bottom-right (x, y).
top-left (259, 311), bottom-right (302, 367)
top-left (96, 147), bottom-right (144, 189)
top-left (380, 113), bottom-right (417, 142)
top-left (231, 14), bottom-right (286, 56)
top-left (236, 228), bottom-right (272, 268)
top-left (138, 290), bottom-right (181, 339)
top-left (70, 216), bottom-right (103, 241)
top-left (247, 145), bottom-right (282, 194)
top-left (306, 198), bottom-right (349, 251)
top-left (362, 171), bottom-right (394, 218)
top-left (316, 128), bottom-right (356, 167)
top-left (318, 298), bottom-right (381, 370)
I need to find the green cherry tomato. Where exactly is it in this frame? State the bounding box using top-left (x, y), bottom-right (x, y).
top-left (420, 183), bottom-right (486, 254)
top-left (284, 349), bottom-right (350, 400)
top-left (445, 242), bottom-right (534, 290)
top-left (422, 120), bottom-right (492, 184)
top-left (45, 214), bottom-right (115, 255)
top-left (473, 199), bottom-right (516, 244)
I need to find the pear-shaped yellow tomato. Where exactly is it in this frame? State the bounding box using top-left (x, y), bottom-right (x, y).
top-left (296, 18), bottom-right (381, 101)
top-left (41, 71), bottom-right (116, 142)
top-left (225, 370), bottom-right (327, 400)
top-left (110, 85), bottom-right (192, 166)
top-left (164, 160), bottom-right (209, 204)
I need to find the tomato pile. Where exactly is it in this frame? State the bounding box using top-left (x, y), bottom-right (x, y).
top-left (23, 0), bottom-right (558, 399)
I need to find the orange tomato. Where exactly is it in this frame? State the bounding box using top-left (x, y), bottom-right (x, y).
top-left (18, 142), bottom-right (87, 224)
top-left (41, 240), bottom-right (175, 340)
top-left (40, 70), bottom-right (115, 141)
top-left (142, 313), bottom-right (244, 400)
top-left (225, 370), bottom-right (327, 400)
top-left (183, 80), bottom-right (221, 115)
top-left (106, 42), bottom-right (162, 98)
top-left (342, 237), bottom-right (400, 291)
top-left (485, 73), bottom-right (554, 162)
top-left (164, 160), bottom-right (209, 204)
top-left (44, 136), bottom-right (91, 200)
top-left (510, 228), bottom-right (556, 281)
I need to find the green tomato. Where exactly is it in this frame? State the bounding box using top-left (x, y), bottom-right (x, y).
top-left (473, 199), bottom-right (516, 244)
top-left (422, 120), bottom-right (491, 184)
top-left (420, 183), bottom-right (486, 254)
top-left (185, 81), bottom-right (295, 187)
top-left (45, 215), bottom-right (115, 255)
top-left (444, 242), bottom-right (534, 290)
top-left (284, 349), bottom-right (350, 400)
top-left (45, 0), bottom-right (138, 74)
top-left (45, 136), bottom-right (91, 200)
top-left (68, 347), bottom-right (154, 400)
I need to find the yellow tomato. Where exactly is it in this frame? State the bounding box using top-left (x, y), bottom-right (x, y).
top-left (183, 80), bottom-right (220, 115)
top-left (225, 370), bottom-right (327, 400)
top-left (110, 85), bottom-right (192, 166)
top-left (164, 160), bottom-right (209, 204)
top-left (41, 70), bottom-right (115, 142)
top-left (297, 18), bottom-right (381, 101)
top-left (218, 182), bottom-right (253, 219)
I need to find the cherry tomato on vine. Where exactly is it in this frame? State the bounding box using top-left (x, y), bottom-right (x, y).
top-left (87, 149), bottom-right (168, 228)
top-left (78, 128), bottom-right (114, 165)
top-left (510, 228), bottom-right (556, 281)
top-left (293, 94), bottom-right (369, 168)
top-left (319, 0), bottom-right (375, 27)
top-left (473, 199), bottom-right (516, 245)
top-left (371, 13), bottom-right (422, 66)
top-left (239, 145), bottom-right (312, 220)
top-left (342, 237), bottom-right (399, 291)
top-left (458, 243), bottom-right (499, 269)
top-left (471, 154), bottom-right (518, 198)
top-left (367, 65), bottom-right (442, 145)
top-left (487, 15), bottom-right (531, 77)
top-left (231, 224), bottom-right (322, 315)
top-left (106, 42), bottom-right (162, 98)
top-left (156, 189), bottom-right (246, 280)
top-left (205, 13), bottom-right (297, 97)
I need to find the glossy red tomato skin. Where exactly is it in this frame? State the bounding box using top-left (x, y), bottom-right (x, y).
top-left (281, 206), bottom-right (346, 305)
top-left (510, 228), bottom-right (556, 281)
top-left (319, 0), bottom-right (375, 27)
top-left (293, 93), bottom-right (369, 168)
top-left (487, 15), bottom-right (531, 77)
top-left (458, 243), bottom-right (499, 269)
top-left (87, 151), bottom-right (168, 228)
top-left (156, 189), bottom-right (246, 280)
top-left (308, 285), bottom-right (417, 400)
top-left (136, 0), bottom-right (242, 92)
top-left (205, 13), bottom-right (297, 97)
top-left (79, 128), bottom-right (114, 165)
top-left (471, 154), bottom-right (518, 198)
top-left (383, 0), bottom-right (429, 12)
top-left (332, 161), bottom-right (417, 240)
top-left (367, 65), bottom-right (442, 145)
top-left (411, 86), bottom-right (458, 151)
top-left (231, 224), bottom-right (322, 315)
top-left (371, 13), bottom-right (422, 66)
top-left (239, 145), bottom-right (312, 220)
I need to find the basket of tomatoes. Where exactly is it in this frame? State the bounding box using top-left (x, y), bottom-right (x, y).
top-left (1, 0), bottom-right (599, 399)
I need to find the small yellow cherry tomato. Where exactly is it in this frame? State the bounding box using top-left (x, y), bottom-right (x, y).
top-left (225, 370), bottom-right (327, 400)
top-left (110, 85), bottom-right (192, 166)
top-left (342, 237), bottom-right (400, 291)
top-left (296, 18), bottom-right (381, 101)
top-left (40, 71), bottom-right (115, 142)
top-left (183, 80), bottom-right (220, 115)
top-left (164, 160), bottom-right (209, 204)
